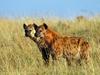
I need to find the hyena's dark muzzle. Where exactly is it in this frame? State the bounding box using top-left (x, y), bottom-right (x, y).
top-left (34, 31), bottom-right (41, 38)
top-left (24, 30), bottom-right (31, 37)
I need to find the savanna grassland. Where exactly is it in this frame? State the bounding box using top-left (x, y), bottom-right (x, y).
top-left (0, 16), bottom-right (100, 75)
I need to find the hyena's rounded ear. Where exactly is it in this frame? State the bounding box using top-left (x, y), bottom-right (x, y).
top-left (23, 24), bottom-right (27, 29)
top-left (43, 23), bottom-right (48, 29)
top-left (33, 23), bottom-right (38, 30)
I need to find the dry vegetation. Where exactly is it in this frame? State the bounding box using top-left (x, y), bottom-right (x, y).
top-left (0, 16), bottom-right (100, 75)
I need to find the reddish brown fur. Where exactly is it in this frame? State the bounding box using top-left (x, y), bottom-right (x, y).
top-left (34, 23), bottom-right (91, 65)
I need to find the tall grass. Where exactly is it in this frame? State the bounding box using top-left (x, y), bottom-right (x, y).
top-left (0, 17), bottom-right (100, 75)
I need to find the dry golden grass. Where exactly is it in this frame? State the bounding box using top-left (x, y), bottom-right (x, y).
top-left (0, 17), bottom-right (100, 75)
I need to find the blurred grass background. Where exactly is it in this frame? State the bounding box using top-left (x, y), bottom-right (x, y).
top-left (0, 16), bottom-right (100, 75)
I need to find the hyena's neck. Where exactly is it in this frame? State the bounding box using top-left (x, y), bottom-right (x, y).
top-left (43, 29), bottom-right (60, 45)
top-left (29, 36), bottom-right (37, 43)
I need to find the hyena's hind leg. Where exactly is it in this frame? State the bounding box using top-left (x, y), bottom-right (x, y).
top-left (81, 50), bottom-right (90, 64)
top-left (76, 49), bottom-right (90, 65)
top-left (80, 42), bottom-right (91, 64)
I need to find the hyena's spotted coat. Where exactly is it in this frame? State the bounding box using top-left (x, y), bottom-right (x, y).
top-left (34, 23), bottom-right (91, 65)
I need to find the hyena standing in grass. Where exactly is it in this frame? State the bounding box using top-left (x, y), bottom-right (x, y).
top-left (23, 23), bottom-right (50, 65)
top-left (34, 23), bottom-right (91, 65)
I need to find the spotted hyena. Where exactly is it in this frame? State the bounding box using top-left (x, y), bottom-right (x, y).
top-left (23, 23), bottom-right (50, 65)
top-left (34, 23), bottom-right (91, 65)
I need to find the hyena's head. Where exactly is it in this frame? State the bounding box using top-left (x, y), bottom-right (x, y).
top-left (34, 23), bottom-right (48, 38)
top-left (23, 23), bottom-right (38, 38)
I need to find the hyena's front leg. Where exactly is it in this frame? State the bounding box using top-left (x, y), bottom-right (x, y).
top-left (41, 47), bottom-right (50, 65)
top-left (51, 52), bottom-right (60, 65)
